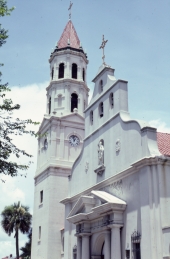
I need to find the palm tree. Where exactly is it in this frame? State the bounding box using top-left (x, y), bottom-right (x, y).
top-left (1, 201), bottom-right (32, 259)
top-left (20, 228), bottom-right (32, 258)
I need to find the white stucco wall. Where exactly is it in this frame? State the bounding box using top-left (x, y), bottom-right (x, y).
top-left (62, 65), bottom-right (170, 259)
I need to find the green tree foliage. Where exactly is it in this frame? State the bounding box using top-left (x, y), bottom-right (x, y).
top-left (1, 202), bottom-right (32, 259)
top-left (0, 0), bottom-right (39, 178)
top-left (20, 228), bottom-right (32, 258)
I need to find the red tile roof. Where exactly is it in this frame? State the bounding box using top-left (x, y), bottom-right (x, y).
top-left (157, 132), bottom-right (170, 156)
top-left (58, 20), bottom-right (80, 49)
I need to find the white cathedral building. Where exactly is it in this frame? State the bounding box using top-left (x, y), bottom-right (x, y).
top-left (31, 17), bottom-right (170, 259)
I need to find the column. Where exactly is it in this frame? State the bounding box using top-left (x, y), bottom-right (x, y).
top-left (78, 66), bottom-right (81, 80)
top-left (55, 66), bottom-right (59, 80)
top-left (104, 231), bottom-right (111, 259)
top-left (77, 236), bottom-right (81, 259)
top-left (110, 225), bottom-right (121, 259)
top-left (81, 234), bottom-right (90, 259)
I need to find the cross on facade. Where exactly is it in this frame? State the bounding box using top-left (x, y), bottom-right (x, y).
top-left (99, 35), bottom-right (108, 65)
top-left (68, 1), bottom-right (73, 20)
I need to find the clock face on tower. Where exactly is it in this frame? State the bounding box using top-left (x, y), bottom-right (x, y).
top-left (69, 135), bottom-right (80, 147)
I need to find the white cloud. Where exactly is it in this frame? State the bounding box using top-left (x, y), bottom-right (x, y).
top-left (149, 119), bottom-right (170, 133)
top-left (0, 238), bottom-right (27, 259)
top-left (0, 82), bottom-right (47, 258)
top-left (0, 241), bottom-right (15, 258)
top-left (0, 176), bottom-right (25, 208)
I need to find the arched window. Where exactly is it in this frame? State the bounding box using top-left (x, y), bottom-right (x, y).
top-left (99, 102), bottom-right (104, 117)
top-left (71, 93), bottom-right (78, 112)
top-left (131, 231), bottom-right (141, 259)
top-left (58, 63), bottom-right (64, 79)
top-left (90, 111), bottom-right (93, 125)
top-left (73, 245), bottom-right (77, 259)
top-left (109, 92), bottom-right (114, 108)
top-left (72, 63), bottom-right (77, 79)
top-left (100, 80), bottom-right (103, 93)
top-left (51, 67), bottom-right (54, 80)
top-left (49, 97), bottom-right (51, 114)
top-left (82, 68), bottom-right (85, 81)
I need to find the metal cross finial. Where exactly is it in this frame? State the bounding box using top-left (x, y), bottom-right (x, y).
top-left (68, 1), bottom-right (73, 20)
top-left (99, 35), bottom-right (108, 65)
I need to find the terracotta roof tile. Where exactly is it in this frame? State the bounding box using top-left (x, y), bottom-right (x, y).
top-left (58, 20), bottom-right (80, 49)
top-left (157, 132), bottom-right (170, 156)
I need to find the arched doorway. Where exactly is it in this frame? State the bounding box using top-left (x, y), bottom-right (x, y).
top-left (92, 233), bottom-right (105, 259)
top-left (101, 241), bottom-right (105, 259)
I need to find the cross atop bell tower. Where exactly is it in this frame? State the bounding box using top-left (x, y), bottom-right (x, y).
top-left (68, 1), bottom-right (73, 20)
top-left (99, 35), bottom-right (108, 65)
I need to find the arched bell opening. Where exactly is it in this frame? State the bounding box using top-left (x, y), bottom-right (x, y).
top-left (82, 68), bottom-right (85, 81)
top-left (49, 96), bottom-right (51, 114)
top-left (72, 63), bottom-right (77, 79)
top-left (71, 93), bottom-right (78, 112)
top-left (58, 63), bottom-right (64, 79)
top-left (51, 67), bottom-right (54, 80)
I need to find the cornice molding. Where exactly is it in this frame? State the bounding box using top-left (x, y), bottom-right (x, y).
top-left (61, 155), bottom-right (170, 204)
top-left (35, 164), bottom-right (72, 185)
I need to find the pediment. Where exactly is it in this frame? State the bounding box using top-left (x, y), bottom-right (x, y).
top-left (38, 117), bottom-right (50, 132)
top-left (61, 113), bottom-right (84, 124)
top-left (91, 190), bottom-right (126, 205)
top-left (67, 191), bottom-right (126, 224)
top-left (38, 113), bottom-right (84, 133)
top-left (68, 196), bottom-right (96, 218)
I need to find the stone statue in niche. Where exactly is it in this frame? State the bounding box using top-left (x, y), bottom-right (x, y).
top-left (98, 140), bottom-right (104, 165)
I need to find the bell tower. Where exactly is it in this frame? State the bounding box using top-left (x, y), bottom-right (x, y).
top-left (31, 18), bottom-right (89, 259)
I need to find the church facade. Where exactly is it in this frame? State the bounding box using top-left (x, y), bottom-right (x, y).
top-left (31, 18), bottom-right (170, 259)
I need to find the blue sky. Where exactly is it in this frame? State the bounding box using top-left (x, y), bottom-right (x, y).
top-left (1, 0), bottom-right (170, 121)
top-left (0, 0), bottom-right (170, 256)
